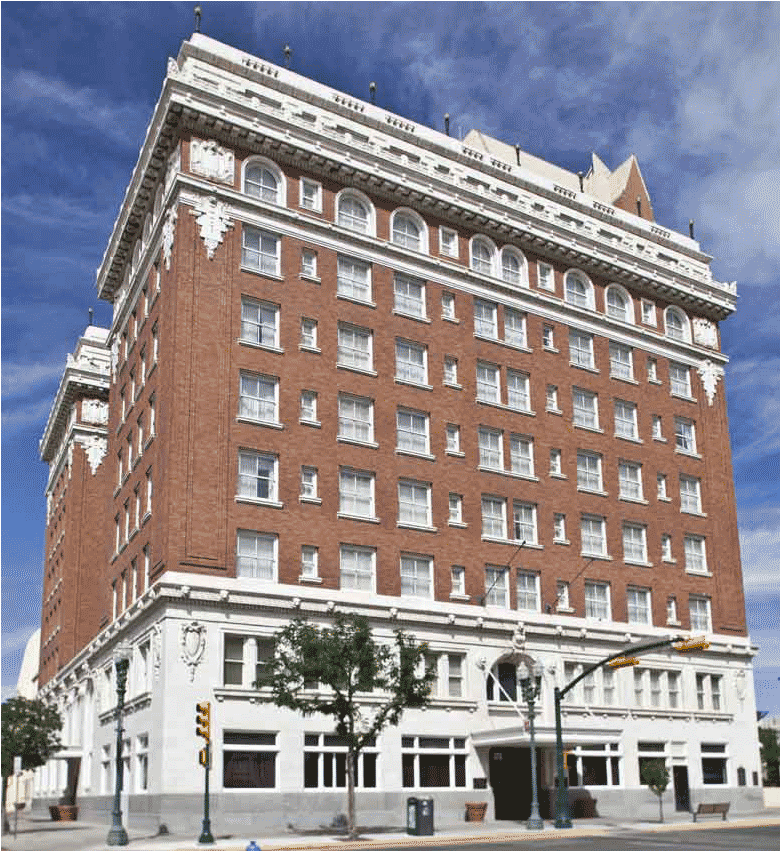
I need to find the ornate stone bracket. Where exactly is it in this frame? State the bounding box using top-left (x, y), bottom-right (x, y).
top-left (162, 204), bottom-right (178, 270)
top-left (81, 399), bottom-right (109, 425)
top-left (698, 360), bottom-right (724, 406)
top-left (190, 138), bottom-right (235, 184)
top-left (190, 195), bottom-right (233, 259)
top-left (152, 623), bottom-right (162, 681)
top-left (693, 317), bottom-right (719, 349)
top-left (180, 621), bottom-right (206, 682)
top-left (74, 434), bottom-right (108, 475)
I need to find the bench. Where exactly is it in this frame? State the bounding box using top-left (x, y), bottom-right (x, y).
top-left (692, 802), bottom-right (729, 822)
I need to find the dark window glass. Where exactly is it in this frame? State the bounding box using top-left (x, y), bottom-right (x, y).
top-left (455, 755), bottom-right (466, 787)
top-left (419, 755), bottom-right (450, 787)
top-left (582, 756), bottom-right (608, 786)
top-left (223, 732), bottom-right (276, 746)
top-left (402, 754), bottom-right (415, 787)
top-left (223, 751), bottom-right (275, 788)
top-left (304, 752), bottom-right (319, 788)
top-left (419, 737), bottom-right (449, 749)
top-left (702, 758), bottom-right (727, 785)
top-left (363, 752), bottom-right (377, 788)
top-left (611, 757), bottom-right (620, 786)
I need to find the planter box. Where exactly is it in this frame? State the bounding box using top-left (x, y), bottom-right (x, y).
top-left (49, 805), bottom-right (78, 821)
top-left (465, 802), bottom-right (488, 822)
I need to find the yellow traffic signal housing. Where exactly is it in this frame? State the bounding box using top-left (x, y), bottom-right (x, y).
top-left (199, 747), bottom-right (209, 768)
top-left (607, 656), bottom-right (640, 668)
top-left (196, 701), bottom-right (211, 741)
top-left (673, 637), bottom-right (710, 652)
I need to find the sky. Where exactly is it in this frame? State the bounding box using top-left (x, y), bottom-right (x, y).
top-left (2, 2), bottom-right (778, 713)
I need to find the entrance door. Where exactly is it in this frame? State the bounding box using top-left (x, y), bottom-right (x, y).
top-left (673, 766), bottom-right (690, 811)
top-left (489, 747), bottom-right (542, 820)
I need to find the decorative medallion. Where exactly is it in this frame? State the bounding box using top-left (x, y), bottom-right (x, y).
top-left (180, 621), bottom-right (206, 682)
top-left (75, 434), bottom-right (108, 475)
top-left (162, 204), bottom-right (178, 270)
top-left (81, 399), bottom-right (109, 425)
top-left (698, 360), bottom-right (724, 406)
top-left (693, 317), bottom-right (719, 349)
top-left (190, 138), bottom-right (235, 185)
top-left (191, 195), bottom-right (233, 259)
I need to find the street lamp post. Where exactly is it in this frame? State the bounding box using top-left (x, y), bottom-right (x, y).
top-left (518, 661), bottom-right (544, 831)
top-left (107, 642), bottom-right (132, 846)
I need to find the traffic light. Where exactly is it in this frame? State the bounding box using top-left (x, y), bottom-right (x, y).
top-left (673, 636), bottom-right (710, 652)
top-left (607, 656), bottom-right (640, 669)
top-left (196, 701), bottom-right (211, 741)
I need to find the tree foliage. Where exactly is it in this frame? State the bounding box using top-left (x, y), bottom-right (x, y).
top-left (1, 696), bottom-right (62, 830)
top-left (255, 613), bottom-right (435, 837)
top-left (640, 759), bottom-right (670, 822)
top-left (759, 727), bottom-right (780, 786)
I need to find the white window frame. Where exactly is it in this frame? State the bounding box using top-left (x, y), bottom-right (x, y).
top-left (627, 587), bottom-right (651, 625)
top-left (609, 342), bottom-right (634, 380)
top-left (396, 409), bottom-right (430, 456)
top-left (503, 307), bottom-right (527, 347)
top-left (641, 299), bottom-right (656, 326)
top-left (507, 370), bottom-right (531, 412)
top-left (684, 535), bottom-right (707, 574)
top-left (400, 553), bottom-right (433, 598)
top-left (451, 566), bottom-right (466, 597)
top-left (647, 357), bottom-right (658, 382)
top-left (674, 417), bottom-right (697, 454)
top-left (445, 423), bottom-right (461, 454)
top-left (336, 189), bottom-right (374, 235)
top-left (581, 516), bottom-right (607, 558)
top-left (537, 262), bottom-right (554, 291)
top-left (584, 580), bottom-right (610, 620)
top-left (605, 284), bottom-right (633, 323)
top-left (301, 545), bottom-right (319, 579)
top-left (237, 450), bottom-right (279, 503)
top-left (478, 427), bottom-right (503, 470)
top-left (549, 448), bottom-right (563, 476)
top-left (501, 247), bottom-right (528, 287)
top-left (238, 372), bottom-right (279, 424)
top-left (300, 178), bottom-right (322, 212)
top-left (542, 324), bottom-right (556, 350)
top-left (301, 249), bottom-right (318, 278)
top-left (340, 545), bottom-right (376, 592)
top-left (661, 535), bottom-right (674, 563)
top-left (484, 566), bottom-right (509, 608)
top-left (689, 596), bottom-right (712, 633)
top-left (441, 292), bottom-right (456, 320)
top-left (241, 227), bottom-right (281, 277)
top-left (337, 256), bottom-right (372, 303)
top-left (394, 273), bottom-right (427, 318)
top-left (573, 388), bottom-right (599, 429)
top-left (391, 209), bottom-right (427, 253)
top-left (510, 434), bottom-right (534, 478)
top-left (398, 480), bottom-right (433, 528)
top-left (439, 227), bottom-right (458, 259)
top-left (395, 339), bottom-right (428, 385)
top-left (570, 329), bottom-right (595, 369)
top-left (680, 475), bottom-right (702, 514)
top-left (476, 362), bottom-right (501, 404)
top-left (300, 466), bottom-right (319, 501)
top-left (470, 236), bottom-right (496, 276)
top-left (337, 323), bottom-right (373, 372)
top-left (448, 494), bottom-right (464, 526)
top-left (300, 318), bottom-right (318, 350)
top-left (512, 502), bottom-right (537, 545)
top-left (664, 306), bottom-right (690, 342)
top-left (300, 390), bottom-right (318, 424)
top-left (443, 356), bottom-right (459, 386)
top-left (619, 461), bottom-right (643, 501)
top-left (670, 362), bottom-right (692, 398)
top-left (240, 297), bottom-right (280, 348)
top-left (614, 399), bottom-right (639, 440)
top-left (338, 468), bottom-right (376, 520)
top-left (623, 523), bottom-right (648, 565)
top-left (516, 570), bottom-right (540, 612)
top-left (481, 495), bottom-right (507, 540)
top-left (564, 270), bottom-right (594, 309)
top-left (554, 515), bottom-right (567, 544)
top-left (244, 158), bottom-right (284, 205)
top-left (473, 299), bottom-right (498, 338)
top-left (338, 394), bottom-right (374, 444)
top-left (236, 530), bottom-right (278, 581)
top-left (577, 451), bottom-right (603, 492)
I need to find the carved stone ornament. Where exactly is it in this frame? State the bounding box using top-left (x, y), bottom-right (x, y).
top-left (81, 399), bottom-right (109, 425)
top-left (698, 360), bottom-right (724, 406)
top-left (180, 621), bottom-right (206, 682)
top-left (191, 195), bottom-right (233, 260)
top-left (165, 145), bottom-right (181, 193)
top-left (152, 623), bottom-right (162, 681)
top-left (190, 138), bottom-right (235, 185)
top-left (162, 204), bottom-right (178, 270)
top-left (167, 57), bottom-right (179, 78)
top-left (693, 317), bottom-right (719, 349)
top-left (110, 338), bottom-right (120, 380)
top-left (75, 434), bottom-right (108, 475)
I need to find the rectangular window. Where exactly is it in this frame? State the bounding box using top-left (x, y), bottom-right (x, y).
top-left (641, 299), bottom-right (656, 325)
top-left (396, 340), bottom-right (427, 384)
top-left (398, 480), bottom-right (432, 527)
top-left (667, 671), bottom-right (680, 707)
top-left (550, 448), bottom-right (562, 476)
top-left (236, 530), bottom-right (277, 580)
top-left (554, 515), bottom-right (567, 543)
top-left (451, 566), bottom-right (466, 596)
top-left (400, 554), bottom-right (432, 598)
top-left (145, 468), bottom-right (152, 515)
top-left (581, 516), bottom-right (607, 557)
top-left (445, 423), bottom-right (461, 453)
top-left (689, 596), bottom-right (712, 632)
top-left (570, 329), bottom-right (595, 368)
top-left (223, 634), bottom-right (246, 686)
top-left (338, 394), bottom-right (374, 443)
top-left (300, 318), bottom-right (318, 349)
top-left (512, 502), bottom-right (537, 544)
top-left (478, 427), bottom-right (503, 470)
top-left (474, 299), bottom-right (498, 338)
top-left (241, 297), bottom-right (279, 347)
top-left (573, 388), bottom-right (599, 429)
top-left (484, 566), bottom-right (508, 608)
top-left (300, 390), bottom-right (318, 423)
top-left (300, 178), bottom-right (322, 211)
top-left (627, 587), bottom-right (651, 624)
top-left (546, 384), bottom-right (560, 411)
top-left (684, 536), bottom-right (707, 574)
top-left (439, 227), bottom-right (458, 258)
top-left (657, 473), bottom-right (668, 499)
top-left (481, 496), bottom-right (507, 539)
top-left (238, 451), bottom-right (278, 502)
top-left (340, 545), bottom-right (375, 591)
top-left (239, 373), bottom-right (279, 424)
top-left (619, 461), bottom-right (643, 500)
top-left (476, 362), bottom-right (500, 403)
top-left (337, 256), bottom-right (371, 302)
top-left (647, 357), bottom-right (658, 382)
top-left (537, 263), bottom-right (554, 291)
top-left (504, 308), bottom-right (526, 347)
top-left (614, 400), bottom-right (638, 439)
top-left (338, 324), bottom-right (373, 371)
top-left (584, 580), bottom-right (610, 620)
top-left (674, 417), bottom-right (696, 454)
top-left (670, 362), bottom-right (692, 397)
top-left (301, 249), bottom-right (317, 277)
top-left (242, 227), bottom-right (280, 276)
top-left (662, 534), bottom-right (673, 562)
top-left (443, 357), bottom-right (459, 386)
top-left (507, 370), bottom-right (530, 411)
top-left (339, 469), bottom-right (375, 519)
top-left (441, 292), bottom-right (456, 320)
top-left (623, 524), bottom-right (648, 563)
top-left (516, 570), bottom-right (540, 611)
top-left (652, 415), bottom-right (664, 440)
top-left (135, 734), bottom-right (149, 792)
top-left (300, 466), bottom-right (318, 500)
top-left (447, 654), bottom-right (464, 697)
top-left (397, 409), bottom-right (429, 455)
top-left (448, 494), bottom-right (463, 525)
top-left (680, 476), bottom-right (702, 513)
top-left (402, 736), bottom-right (467, 789)
top-left (301, 546), bottom-right (319, 579)
top-left (609, 342), bottom-right (633, 380)
top-left (304, 733), bottom-right (378, 789)
top-left (510, 435), bottom-right (534, 477)
top-left (577, 451), bottom-right (603, 492)
top-left (394, 274), bottom-right (426, 318)
top-left (542, 324), bottom-right (555, 349)
top-left (223, 731), bottom-right (277, 788)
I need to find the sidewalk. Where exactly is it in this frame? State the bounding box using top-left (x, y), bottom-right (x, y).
top-left (3, 809), bottom-right (780, 851)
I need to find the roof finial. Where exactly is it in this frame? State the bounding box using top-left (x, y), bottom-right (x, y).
top-left (689, 219), bottom-right (695, 239)
top-left (577, 171), bottom-right (584, 192)
top-left (636, 196), bottom-right (642, 217)
top-left (444, 114), bottom-right (450, 136)
top-left (369, 81), bottom-right (376, 104)
top-left (194, 5), bottom-right (201, 33)
top-left (88, 308), bottom-right (94, 327)
top-left (283, 45), bottom-right (292, 69)
top-left (514, 144), bottom-right (521, 166)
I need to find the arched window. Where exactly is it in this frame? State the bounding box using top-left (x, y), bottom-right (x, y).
top-left (605, 284), bottom-right (633, 323)
top-left (486, 661), bottom-right (517, 702)
top-left (244, 160), bottom-right (282, 205)
top-left (501, 248), bottom-right (528, 287)
top-left (564, 270), bottom-right (594, 309)
top-left (665, 307), bottom-right (690, 342)
top-left (337, 190), bottom-right (374, 234)
top-left (470, 237), bottom-right (496, 276)
top-left (391, 210), bottom-right (426, 252)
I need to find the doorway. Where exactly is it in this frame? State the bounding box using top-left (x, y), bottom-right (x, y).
top-left (673, 765), bottom-right (690, 811)
top-left (489, 747), bottom-right (542, 820)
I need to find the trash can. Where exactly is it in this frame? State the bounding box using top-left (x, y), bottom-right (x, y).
top-left (407, 796), bottom-right (434, 835)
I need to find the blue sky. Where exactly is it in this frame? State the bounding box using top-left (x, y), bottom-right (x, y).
top-left (2, 2), bottom-right (778, 712)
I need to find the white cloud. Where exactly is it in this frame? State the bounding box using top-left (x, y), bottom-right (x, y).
top-left (2, 362), bottom-right (64, 399)
top-left (740, 524), bottom-right (780, 596)
top-left (3, 193), bottom-right (111, 232)
top-left (1, 398), bottom-right (55, 434)
top-left (1, 624), bottom-right (39, 659)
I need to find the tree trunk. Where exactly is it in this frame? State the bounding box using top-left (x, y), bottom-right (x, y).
top-left (346, 749), bottom-right (356, 839)
top-left (2, 772), bottom-right (10, 834)
top-left (658, 791), bottom-right (664, 823)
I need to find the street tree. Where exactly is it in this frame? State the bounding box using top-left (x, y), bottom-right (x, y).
top-left (255, 613), bottom-right (435, 838)
top-left (759, 727), bottom-right (780, 786)
top-left (640, 759), bottom-right (670, 822)
top-left (1, 696), bottom-right (62, 832)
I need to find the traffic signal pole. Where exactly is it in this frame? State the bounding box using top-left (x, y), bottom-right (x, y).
top-left (196, 702), bottom-right (214, 845)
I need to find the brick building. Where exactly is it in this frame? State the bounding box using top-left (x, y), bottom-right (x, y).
top-left (33, 34), bottom-right (763, 831)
